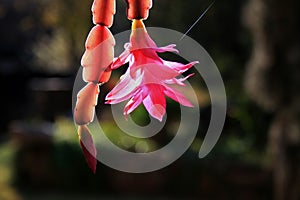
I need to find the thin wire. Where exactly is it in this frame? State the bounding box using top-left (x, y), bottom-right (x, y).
top-left (179, 1), bottom-right (215, 41)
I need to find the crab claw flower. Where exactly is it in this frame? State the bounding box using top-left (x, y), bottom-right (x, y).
top-left (105, 19), bottom-right (198, 121)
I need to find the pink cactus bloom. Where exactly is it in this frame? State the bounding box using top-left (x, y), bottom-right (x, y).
top-left (105, 20), bottom-right (198, 121)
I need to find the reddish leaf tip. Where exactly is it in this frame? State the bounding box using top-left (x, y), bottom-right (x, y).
top-left (80, 140), bottom-right (97, 173)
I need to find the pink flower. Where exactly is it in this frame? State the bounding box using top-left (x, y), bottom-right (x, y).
top-left (105, 20), bottom-right (198, 121)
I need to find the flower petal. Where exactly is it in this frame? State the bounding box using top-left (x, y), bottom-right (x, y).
top-left (153, 44), bottom-right (179, 54)
top-left (111, 45), bottom-right (132, 69)
top-left (164, 61), bottom-right (198, 73)
top-left (106, 87), bottom-right (141, 104)
top-left (106, 70), bottom-right (143, 102)
top-left (143, 63), bottom-right (179, 82)
top-left (164, 85), bottom-right (193, 107)
top-left (143, 96), bottom-right (166, 121)
top-left (132, 49), bottom-right (163, 65)
top-left (130, 21), bottom-right (157, 50)
top-left (123, 90), bottom-right (144, 117)
top-left (142, 84), bottom-right (166, 121)
top-left (164, 73), bottom-right (194, 86)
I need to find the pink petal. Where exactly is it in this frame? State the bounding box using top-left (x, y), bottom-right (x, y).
top-left (74, 83), bottom-right (99, 125)
top-left (129, 49), bottom-right (162, 70)
top-left (164, 86), bottom-right (193, 107)
top-left (106, 71), bottom-right (143, 102)
top-left (153, 44), bottom-right (179, 54)
top-left (111, 47), bottom-right (132, 69)
top-left (164, 61), bottom-right (198, 73)
top-left (143, 63), bottom-right (179, 82)
top-left (130, 27), bottom-right (157, 50)
top-left (123, 90), bottom-right (144, 117)
top-left (142, 84), bottom-right (166, 121)
top-left (128, 61), bottom-right (147, 79)
top-left (133, 49), bottom-right (163, 64)
top-left (78, 125), bottom-right (97, 173)
top-left (106, 88), bottom-right (141, 104)
top-left (143, 96), bottom-right (166, 121)
top-left (164, 73), bottom-right (194, 86)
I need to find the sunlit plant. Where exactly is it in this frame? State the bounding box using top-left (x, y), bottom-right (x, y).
top-left (73, 0), bottom-right (197, 173)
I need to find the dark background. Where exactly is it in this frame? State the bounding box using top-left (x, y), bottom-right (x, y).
top-left (0, 0), bottom-right (299, 199)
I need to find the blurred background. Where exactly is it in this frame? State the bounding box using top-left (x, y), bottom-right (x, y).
top-left (0, 0), bottom-right (299, 199)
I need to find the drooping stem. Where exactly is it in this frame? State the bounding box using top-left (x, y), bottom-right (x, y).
top-left (74, 0), bottom-right (116, 173)
top-left (92, 0), bottom-right (115, 27)
top-left (125, 0), bottom-right (152, 20)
